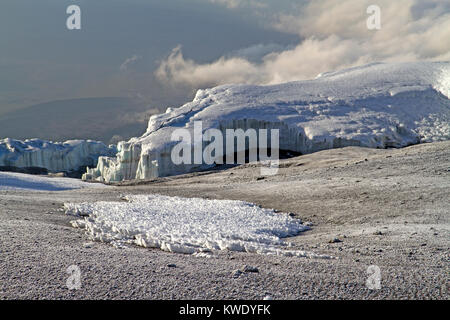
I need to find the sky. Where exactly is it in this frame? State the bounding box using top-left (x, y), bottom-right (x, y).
top-left (1, 0), bottom-right (449, 134)
top-left (0, 0), bottom-right (297, 115)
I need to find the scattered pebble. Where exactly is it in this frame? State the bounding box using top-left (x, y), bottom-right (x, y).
top-left (243, 265), bottom-right (259, 273)
top-left (83, 242), bottom-right (95, 248)
top-left (232, 269), bottom-right (243, 278)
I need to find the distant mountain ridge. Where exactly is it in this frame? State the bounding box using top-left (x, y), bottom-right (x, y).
top-left (0, 97), bottom-right (151, 143)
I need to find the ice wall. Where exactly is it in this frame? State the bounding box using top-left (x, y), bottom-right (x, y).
top-left (84, 61), bottom-right (450, 182)
top-left (0, 138), bottom-right (116, 174)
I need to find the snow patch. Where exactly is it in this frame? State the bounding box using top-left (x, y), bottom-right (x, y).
top-left (0, 171), bottom-right (108, 191)
top-left (65, 194), bottom-right (332, 258)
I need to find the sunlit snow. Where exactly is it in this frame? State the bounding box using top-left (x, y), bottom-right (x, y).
top-left (84, 61), bottom-right (450, 182)
top-left (65, 194), bottom-right (332, 258)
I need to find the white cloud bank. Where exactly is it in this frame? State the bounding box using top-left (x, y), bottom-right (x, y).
top-left (156, 0), bottom-right (450, 88)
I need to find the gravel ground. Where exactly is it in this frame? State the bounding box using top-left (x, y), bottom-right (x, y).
top-left (0, 141), bottom-right (449, 299)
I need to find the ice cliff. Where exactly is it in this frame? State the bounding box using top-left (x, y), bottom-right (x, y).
top-left (84, 61), bottom-right (450, 182)
top-left (0, 138), bottom-right (116, 174)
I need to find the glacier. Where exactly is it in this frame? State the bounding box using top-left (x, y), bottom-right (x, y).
top-left (0, 138), bottom-right (116, 175)
top-left (84, 61), bottom-right (450, 182)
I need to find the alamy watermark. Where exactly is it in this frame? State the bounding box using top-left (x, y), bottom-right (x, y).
top-left (66, 5), bottom-right (81, 30)
top-left (367, 5), bottom-right (381, 30)
top-left (366, 265), bottom-right (381, 290)
top-left (170, 121), bottom-right (280, 176)
top-left (66, 264), bottom-right (82, 290)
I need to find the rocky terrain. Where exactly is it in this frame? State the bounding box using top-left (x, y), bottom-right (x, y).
top-left (0, 141), bottom-right (448, 299)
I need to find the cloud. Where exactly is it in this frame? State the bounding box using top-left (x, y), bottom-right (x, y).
top-left (227, 43), bottom-right (289, 63)
top-left (120, 54), bottom-right (142, 72)
top-left (156, 0), bottom-right (450, 88)
top-left (155, 46), bottom-right (263, 87)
